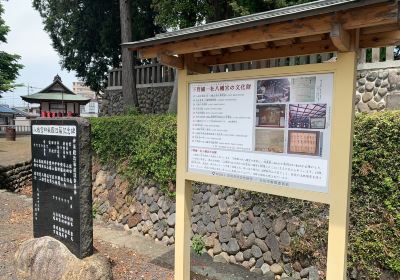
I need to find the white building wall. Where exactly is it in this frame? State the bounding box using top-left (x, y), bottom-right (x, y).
top-left (80, 100), bottom-right (99, 117)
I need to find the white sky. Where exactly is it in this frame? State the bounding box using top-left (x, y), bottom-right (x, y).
top-left (1, 0), bottom-right (77, 108)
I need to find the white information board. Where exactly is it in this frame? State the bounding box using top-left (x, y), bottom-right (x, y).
top-left (32, 125), bottom-right (77, 137)
top-left (188, 74), bottom-right (333, 193)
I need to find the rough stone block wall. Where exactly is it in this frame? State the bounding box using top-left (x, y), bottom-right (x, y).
top-left (92, 160), bottom-right (326, 279)
top-left (101, 67), bottom-right (400, 117)
top-left (355, 68), bottom-right (400, 112)
top-left (0, 160), bottom-right (32, 191)
top-left (100, 89), bottom-right (124, 116)
top-left (100, 86), bottom-right (172, 116)
top-left (137, 86), bottom-right (172, 114)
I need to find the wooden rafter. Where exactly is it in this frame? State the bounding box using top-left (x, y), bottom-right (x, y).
top-left (195, 39), bottom-right (336, 66)
top-left (184, 54), bottom-right (209, 74)
top-left (135, 2), bottom-right (398, 59)
top-left (157, 54), bottom-right (184, 69)
top-left (193, 52), bottom-right (203, 58)
top-left (228, 45), bottom-right (245, 52)
top-left (249, 42), bottom-right (267, 50)
top-left (208, 49), bottom-right (223, 55)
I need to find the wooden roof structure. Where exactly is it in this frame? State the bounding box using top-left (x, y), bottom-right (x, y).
top-left (21, 75), bottom-right (91, 104)
top-left (124, 0), bottom-right (400, 72)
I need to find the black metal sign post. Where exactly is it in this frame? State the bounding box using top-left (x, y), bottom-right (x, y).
top-left (31, 118), bottom-right (92, 259)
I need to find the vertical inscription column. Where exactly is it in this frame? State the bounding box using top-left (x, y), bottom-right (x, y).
top-left (31, 118), bottom-right (92, 259)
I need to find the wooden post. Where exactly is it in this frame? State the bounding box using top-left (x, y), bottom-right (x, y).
top-left (372, 47), bottom-right (380, 62)
top-left (174, 68), bottom-right (192, 280)
top-left (172, 52), bottom-right (356, 280)
top-left (326, 51), bottom-right (356, 280)
top-left (386, 46), bottom-right (394, 61)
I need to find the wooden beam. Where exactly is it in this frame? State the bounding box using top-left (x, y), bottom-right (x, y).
top-left (208, 49), bottom-right (223, 55)
top-left (360, 24), bottom-right (398, 35)
top-left (351, 29), bottom-right (360, 52)
top-left (135, 2), bottom-right (397, 58)
top-left (300, 34), bottom-right (325, 43)
top-left (273, 38), bottom-right (294, 46)
top-left (195, 39), bottom-right (336, 66)
top-left (359, 30), bottom-right (400, 48)
top-left (157, 54), bottom-right (184, 69)
top-left (228, 45), bottom-right (245, 52)
top-left (330, 23), bottom-right (351, 52)
top-left (184, 54), bottom-right (209, 74)
top-left (249, 42), bottom-right (267, 50)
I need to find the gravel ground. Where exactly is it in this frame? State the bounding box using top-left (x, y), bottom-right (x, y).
top-left (0, 190), bottom-right (32, 280)
top-left (0, 136), bottom-right (31, 166)
top-left (0, 188), bottom-right (211, 280)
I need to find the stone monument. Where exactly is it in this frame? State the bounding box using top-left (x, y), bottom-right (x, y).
top-left (31, 118), bottom-right (92, 258)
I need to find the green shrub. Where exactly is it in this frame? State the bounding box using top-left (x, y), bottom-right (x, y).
top-left (191, 234), bottom-right (205, 255)
top-left (90, 114), bottom-right (177, 188)
top-left (349, 111), bottom-right (400, 278)
top-left (90, 111), bottom-right (400, 278)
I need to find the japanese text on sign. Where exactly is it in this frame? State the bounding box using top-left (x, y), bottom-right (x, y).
top-left (188, 75), bottom-right (333, 193)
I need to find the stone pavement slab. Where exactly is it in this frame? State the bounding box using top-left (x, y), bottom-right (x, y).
top-left (94, 220), bottom-right (269, 280)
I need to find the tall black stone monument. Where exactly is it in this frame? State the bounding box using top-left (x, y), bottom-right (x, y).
top-left (31, 118), bottom-right (93, 259)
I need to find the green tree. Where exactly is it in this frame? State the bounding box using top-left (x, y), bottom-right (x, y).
top-left (0, 1), bottom-right (23, 97)
top-left (32, 0), bottom-right (161, 94)
top-left (33, 0), bottom-right (121, 93)
top-left (153, 0), bottom-right (316, 29)
top-left (154, 0), bottom-right (316, 113)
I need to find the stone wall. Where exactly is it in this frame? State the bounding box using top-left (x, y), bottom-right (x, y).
top-left (102, 67), bottom-right (400, 117)
top-left (100, 86), bottom-right (172, 116)
top-left (92, 160), bottom-right (326, 280)
top-left (0, 160), bottom-right (32, 191)
top-left (355, 68), bottom-right (400, 112)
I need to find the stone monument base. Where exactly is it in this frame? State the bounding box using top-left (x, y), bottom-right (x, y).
top-left (14, 236), bottom-right (112, 280)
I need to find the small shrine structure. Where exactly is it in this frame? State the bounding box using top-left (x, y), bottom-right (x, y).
top-left (21, 75), bottom-right (90, 117)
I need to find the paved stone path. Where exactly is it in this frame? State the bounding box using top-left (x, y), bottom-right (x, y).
top-left (0, 190), bottom-right (268, 280)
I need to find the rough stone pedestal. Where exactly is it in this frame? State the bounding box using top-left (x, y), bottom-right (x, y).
top-left (14, 236), bottom-right (111, 280)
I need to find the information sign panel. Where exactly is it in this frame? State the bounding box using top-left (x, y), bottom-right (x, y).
top-left (31, 118), bottom-right (92, 259)
top-left (188, 74), bottom-right (333, 193)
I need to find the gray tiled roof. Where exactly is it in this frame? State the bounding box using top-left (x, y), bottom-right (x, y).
top-left (123, 0), bottom-right (388, 50)
top-left (0, 105), bottom-right (16, 114)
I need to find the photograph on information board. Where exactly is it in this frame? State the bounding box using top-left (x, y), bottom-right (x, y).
top-left (287, 130), bottom-right (322, 156)
top-left (188, 73), bottom-right (333, 193)
top-left (256, 78), bottom-right (290, 103)
top-left (288, 104), bottom-right (327, 129)
top-left (291, 76), bottom-right (316, 102)
top-left (255, 129), bottom-right (285, 153)
top-left (256, 104), bottom-right (286, 127)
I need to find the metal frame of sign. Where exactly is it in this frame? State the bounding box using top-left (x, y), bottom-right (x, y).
top-left (174, 52), bottom-right (356, 280)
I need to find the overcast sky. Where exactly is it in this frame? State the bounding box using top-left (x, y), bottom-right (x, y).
top-left (1, 0), bottom-right (77, 108)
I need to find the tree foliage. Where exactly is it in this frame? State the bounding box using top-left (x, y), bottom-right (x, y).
top-left (152, 0), bottom-right (316, 29)
top-left (0, 2), bottom-right (23, 96)
top-left (33, 0), bottom-right (315, 94)
top-left (32, 0), bottom-right (161, 93)
top-left (32, 0), bottom-right (121, 93)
